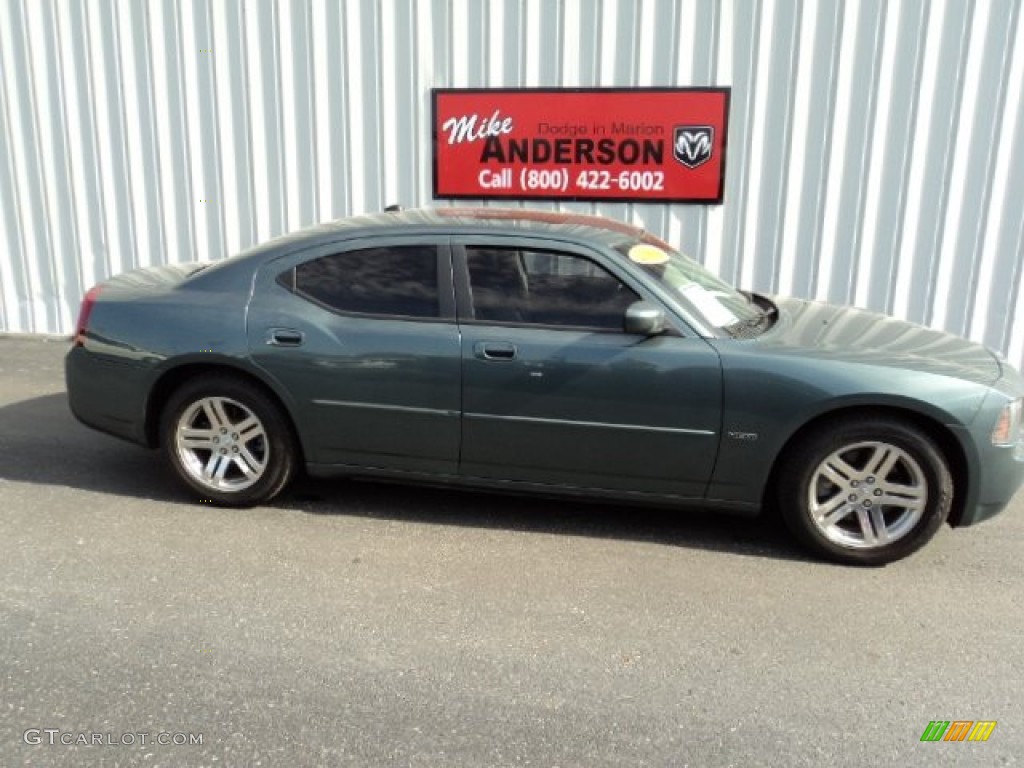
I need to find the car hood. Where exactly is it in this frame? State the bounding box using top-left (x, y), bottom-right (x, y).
top-left (755, 296), bottom-right (1002, 386)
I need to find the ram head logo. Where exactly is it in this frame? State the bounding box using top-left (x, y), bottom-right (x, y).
top-left (673, 126), bottom-right (714, 169)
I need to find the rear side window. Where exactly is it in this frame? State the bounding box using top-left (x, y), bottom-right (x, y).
top-left (287, 245), bottom-right (439, 318)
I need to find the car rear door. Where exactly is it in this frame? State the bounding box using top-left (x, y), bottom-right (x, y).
top-left (247, 236), bottom-right (462, 474)
top-left (453, 236), bottom-right (723, 498)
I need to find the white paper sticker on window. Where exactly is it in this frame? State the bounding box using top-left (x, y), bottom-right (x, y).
top-left (679, 283), bottom-right (739, 327)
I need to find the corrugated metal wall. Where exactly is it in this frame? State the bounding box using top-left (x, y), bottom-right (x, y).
top-left (1, 0), bottom-right (1022, 369)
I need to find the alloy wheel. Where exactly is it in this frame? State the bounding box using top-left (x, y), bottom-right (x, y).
top-left (807, 440), bottom-right (927, 549)
top-left (174, 396), bottom-right (269, 492)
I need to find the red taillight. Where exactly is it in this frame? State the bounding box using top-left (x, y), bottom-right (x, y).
top-left (73, 285), bottom-right (103, 347)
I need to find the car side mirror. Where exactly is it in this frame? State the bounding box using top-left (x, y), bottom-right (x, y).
top-left (624, 301), bottom-right (666, 336)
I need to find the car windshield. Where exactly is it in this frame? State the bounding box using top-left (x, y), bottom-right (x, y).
top-left (616, 239), bottom-right (765, 333)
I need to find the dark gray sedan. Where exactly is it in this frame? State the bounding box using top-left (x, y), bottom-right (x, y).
top-left (66, 207), bottom-right (1024, 565)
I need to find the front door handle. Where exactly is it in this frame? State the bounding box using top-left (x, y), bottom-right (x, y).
top-left (475, 341), bottom-right (517, 361)
top-left (267, 328), bottom-right (304, 347)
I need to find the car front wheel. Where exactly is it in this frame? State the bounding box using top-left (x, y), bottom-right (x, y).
top-left (160, 375), bottom-right (297, 506)
top-left (778, 417), bottom-right (952, 565)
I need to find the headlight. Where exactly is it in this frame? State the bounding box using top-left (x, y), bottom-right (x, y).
top-left (991, 398), bottom-right (1023, 446)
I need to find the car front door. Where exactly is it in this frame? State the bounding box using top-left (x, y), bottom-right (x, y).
top-left (454, 237), bottom-right (723, 498)
top-left (247, 237), bottom-right (461, 474)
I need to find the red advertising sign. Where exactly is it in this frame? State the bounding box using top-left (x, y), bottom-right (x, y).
top-left (432, 88), bottom-right (729, 204)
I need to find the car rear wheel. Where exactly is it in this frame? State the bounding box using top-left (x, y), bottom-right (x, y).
top-left (161, 375), bottom-right (297, 506)
top-left (777, 417), bottom-right (952, 565)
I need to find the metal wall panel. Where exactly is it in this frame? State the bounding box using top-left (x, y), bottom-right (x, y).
top-left (1, 0), bottom-right (1022, 370)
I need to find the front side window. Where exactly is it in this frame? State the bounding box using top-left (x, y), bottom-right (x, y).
top-left (465, 247), bottom-right (640, 330)
top-left (289, 245), bottom-right (439, 318)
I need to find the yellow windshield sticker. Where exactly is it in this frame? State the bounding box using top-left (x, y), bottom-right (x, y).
top-left (628, 244), bottom-right (670, 265)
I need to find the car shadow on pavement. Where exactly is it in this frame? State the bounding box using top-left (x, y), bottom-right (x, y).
top-left (0, 393), bottom-right (813, 563)
top-left (289, 477), bottom-right (812, 562)
top-left (0, 393), bottom-right (187, 501)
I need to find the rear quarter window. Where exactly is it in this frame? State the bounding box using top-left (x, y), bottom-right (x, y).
top-left (283, 245), bottom-right (439, 319)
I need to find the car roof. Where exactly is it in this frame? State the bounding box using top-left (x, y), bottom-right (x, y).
top-left (242, 206), bottom-right (652, 258)
top-left (404, 206), bottom-right (647, 241)
top-left (360, 206), bottom-right (649, 240)
top-left (188, 207), bottom-right (664, 288)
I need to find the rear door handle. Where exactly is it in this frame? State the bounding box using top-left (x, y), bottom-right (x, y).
top-left (267, 328), bottom-right (304, 347)
top-left (475, 341), bottom-right (517, 361)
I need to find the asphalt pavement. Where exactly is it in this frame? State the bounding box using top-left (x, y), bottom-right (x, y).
top-left (1, 336), bottom-right (1022, 767)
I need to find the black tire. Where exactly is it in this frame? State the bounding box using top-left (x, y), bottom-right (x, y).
top-left (160, 375), bottom-right (298, 507)
top-left (777, 416), bottom-right (952, 566)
